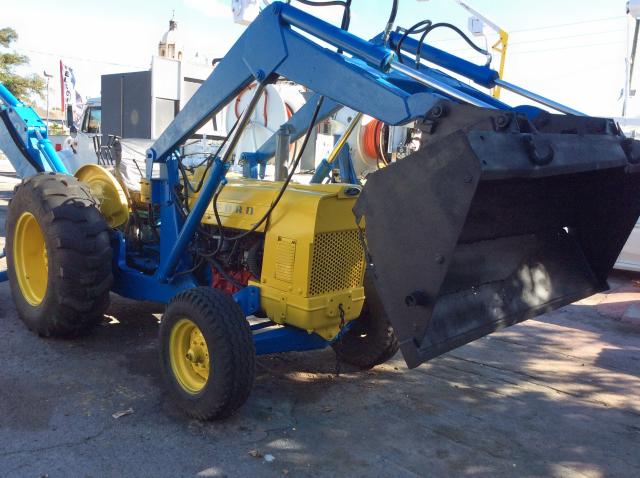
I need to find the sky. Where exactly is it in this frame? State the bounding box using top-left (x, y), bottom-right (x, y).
top-left (0, 0), bottom-right (635, 118)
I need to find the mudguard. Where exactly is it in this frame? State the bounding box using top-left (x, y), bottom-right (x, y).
top-left (354, 103), bottom-right (640, 368)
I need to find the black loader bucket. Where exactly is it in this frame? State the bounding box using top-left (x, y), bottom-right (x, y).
top-left (354, 103), bottom-right (640, 369)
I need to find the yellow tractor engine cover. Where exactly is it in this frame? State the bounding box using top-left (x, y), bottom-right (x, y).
top-left (192, 179), bottom-right (366, 340)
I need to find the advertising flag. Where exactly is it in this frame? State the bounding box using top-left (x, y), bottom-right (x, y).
top-left (60, 60), bottom-right (84, 125)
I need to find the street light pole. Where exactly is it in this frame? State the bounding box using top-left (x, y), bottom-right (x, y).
top-left (43, 70), bottom-right (54, 134)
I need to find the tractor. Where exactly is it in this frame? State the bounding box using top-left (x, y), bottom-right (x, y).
top-left (1, 1), bottom-right (640, 420)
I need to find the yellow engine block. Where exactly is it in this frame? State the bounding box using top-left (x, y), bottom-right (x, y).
top-left (192, 179), bottom-right (366, 340)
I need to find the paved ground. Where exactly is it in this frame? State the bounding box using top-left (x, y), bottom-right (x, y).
top-left (0, 159), bottom-right (639, 477)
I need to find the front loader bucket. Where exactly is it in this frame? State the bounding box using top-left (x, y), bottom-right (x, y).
top-left (354, 104), bottom-right (640, 369)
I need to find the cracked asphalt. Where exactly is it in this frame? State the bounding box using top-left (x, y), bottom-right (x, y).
top-left (1, 159), bottom-right (640, 477)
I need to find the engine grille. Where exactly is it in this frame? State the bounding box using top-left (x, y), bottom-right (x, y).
top-left (308, 230), bottom-right (365, 296)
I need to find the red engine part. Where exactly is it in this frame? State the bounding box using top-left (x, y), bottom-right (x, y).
top-left (211, 268), bottom-right (253, 295)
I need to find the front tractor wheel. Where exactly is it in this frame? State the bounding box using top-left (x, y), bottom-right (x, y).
top-left (6, 173), bottom-right (113, 337)
top-left (159, 288), bottom-right (256, 420)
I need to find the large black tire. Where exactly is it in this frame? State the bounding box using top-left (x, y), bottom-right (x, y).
top-left (159, 287), bottom-right (256, 420)
top-left (6, 173), bottom-right (113, 337)
top-left (332, 271), bottom-right (399, 370)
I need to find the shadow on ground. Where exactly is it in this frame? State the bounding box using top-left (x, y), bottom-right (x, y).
top-left (0, 288), bottom-right (638, 477)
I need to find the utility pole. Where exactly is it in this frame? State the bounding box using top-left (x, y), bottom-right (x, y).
top-left (43, 70), bottom-right (54, 134)
top-left (624, 1), bottom-right (640, 116)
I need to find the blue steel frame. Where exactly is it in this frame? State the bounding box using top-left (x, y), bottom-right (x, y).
top-left (0, 2), bottom-right (549, 354)
top-left (0, 83), bottom-right (69, 174)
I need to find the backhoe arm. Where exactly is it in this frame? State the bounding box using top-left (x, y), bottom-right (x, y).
top-left (0, 83), bottom-right (68, 176)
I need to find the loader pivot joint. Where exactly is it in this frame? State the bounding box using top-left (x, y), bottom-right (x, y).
top-left (494, 114), bottom-right (512, 131)
top-left (421, 103), bottom-right (449, 136)
top-left (522, 134), bottom-right (554, 166)
top-left (427, 103), bottom-right (448, 120)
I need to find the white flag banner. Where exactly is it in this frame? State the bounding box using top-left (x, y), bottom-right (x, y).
top-left (60, 61), bottom-right (84, 125)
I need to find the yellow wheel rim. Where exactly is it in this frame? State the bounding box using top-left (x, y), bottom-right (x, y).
top-left (75, 164), bottom-right (129, 228)
top-left (13, 212), bottom-right (48, 306)
top-left (169, 319), bottom-right (210, 394)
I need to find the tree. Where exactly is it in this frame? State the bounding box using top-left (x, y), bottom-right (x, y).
top-left (0, 27), bottom-right (45, 101)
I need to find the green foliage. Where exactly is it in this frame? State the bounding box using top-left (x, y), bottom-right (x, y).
top-left (0, 27), bottom-right (18, 47)
top-left (0, 27), bottom-right (45, 101)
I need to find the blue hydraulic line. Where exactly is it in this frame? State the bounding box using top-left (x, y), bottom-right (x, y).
top-left (387, 31), bottom-right (499, 89)
top-left (388, 31), bottom-right (585, 115)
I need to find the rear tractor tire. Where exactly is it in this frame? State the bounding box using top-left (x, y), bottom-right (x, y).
top-left (6, 173), bottom-right (113, 337)
top-left (331, 271), bottom-right (399, 370)
top-left (159, 288), bottom-right (256, 420)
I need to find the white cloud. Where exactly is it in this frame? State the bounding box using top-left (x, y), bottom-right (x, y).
top-left (183, 0), bottom-right (232, 19)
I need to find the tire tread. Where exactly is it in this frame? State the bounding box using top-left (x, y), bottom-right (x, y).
top-left (6, 172), bottom-right (113, 337)
top-left (159, 287), bottom-right (255, 420)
